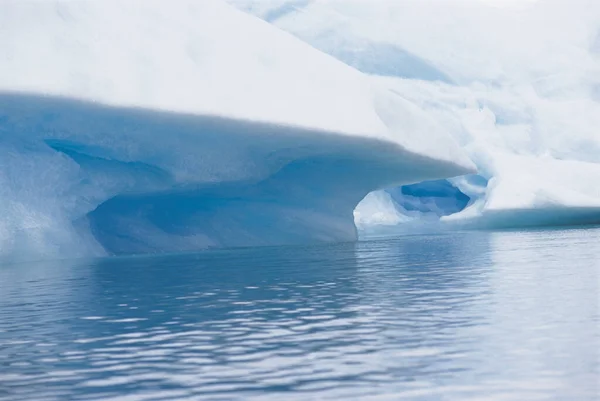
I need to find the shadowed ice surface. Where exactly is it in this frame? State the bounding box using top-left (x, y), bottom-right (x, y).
top-left (0, 228), bottom-right (599, 400)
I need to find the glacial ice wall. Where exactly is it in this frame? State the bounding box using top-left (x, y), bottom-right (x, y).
top-left (0, 0), bottom-right (473, 261)
top-left (229, 0), bottom-right (600, 230)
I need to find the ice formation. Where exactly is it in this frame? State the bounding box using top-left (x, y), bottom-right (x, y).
top-left (0, 0), bottom-right (473, 261)
top-left (229, 0), bottom-right (600, 233)
top-left (3, 0), bottom-right (599, 261)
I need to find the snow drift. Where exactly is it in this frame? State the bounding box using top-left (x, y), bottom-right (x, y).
top-left (229, 0), bottom-right (600, 231)
top-left (0, 0), bottom-right (473, 261)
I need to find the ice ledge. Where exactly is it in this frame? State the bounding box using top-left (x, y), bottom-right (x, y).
top-left (0, 93), bottom-right (473, 261)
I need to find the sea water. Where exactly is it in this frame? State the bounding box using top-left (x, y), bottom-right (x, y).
top-left (1, 228), bottom-right (598, 400)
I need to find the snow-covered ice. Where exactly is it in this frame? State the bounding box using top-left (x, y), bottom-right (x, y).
top-left (229, 0), bottom-right (600, 233)
top-left (0, 0), bottom-right (473, 261)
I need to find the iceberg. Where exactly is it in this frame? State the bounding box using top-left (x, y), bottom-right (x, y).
top-left (0, 0), bottom-right (473, 261)
top-left (229, 0), bottom-right (600, 232)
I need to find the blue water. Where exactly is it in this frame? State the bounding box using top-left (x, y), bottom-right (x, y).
top-left (1, 228), bottom-right (598, 400)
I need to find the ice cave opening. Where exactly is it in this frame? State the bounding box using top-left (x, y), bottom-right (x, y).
top-left (354, 174), bottom-right (490, 234)
top-left (387, 179), bottom-right (471, 217)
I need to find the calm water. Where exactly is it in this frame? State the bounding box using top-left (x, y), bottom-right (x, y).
top-left (1, 228), bottom-right (599, 401)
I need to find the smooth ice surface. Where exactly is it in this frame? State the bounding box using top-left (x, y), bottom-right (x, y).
top-left (1, 228), bottom-right (599, 400)
top-left (0, 0), bottom-right (473, 260)
top-left (229, 0), bottom-right (600, 230)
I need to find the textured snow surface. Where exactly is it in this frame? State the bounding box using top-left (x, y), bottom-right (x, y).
top-left (0, 0), bottom-right (473, 261)
top-left (229, 0), bottom-right (600, 231)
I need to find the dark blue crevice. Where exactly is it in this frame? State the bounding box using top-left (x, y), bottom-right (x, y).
top-left (386, 179), bottom-right (471, 217)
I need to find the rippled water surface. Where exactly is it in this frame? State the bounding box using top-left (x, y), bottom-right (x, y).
top-left (1, 228), bottom-right (599, 400)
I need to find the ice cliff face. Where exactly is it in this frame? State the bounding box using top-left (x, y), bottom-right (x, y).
top-left (0, 0), bottom-right (473, 261)
top-left (228, 0), bottom-right (600, 232)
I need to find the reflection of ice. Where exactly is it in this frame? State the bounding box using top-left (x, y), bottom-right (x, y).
top-left (351, 232), bottom-right (494, 395)
top-left (479, 229), bottom-right (600, 400)
top-left (1, 228), bottom-right (598, 400)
